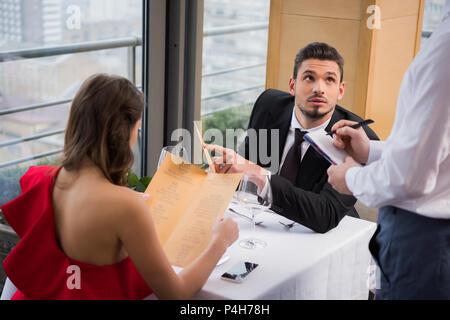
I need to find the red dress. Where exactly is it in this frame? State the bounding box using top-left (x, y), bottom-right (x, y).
top-left (1, 165), bottom-right (153, 300)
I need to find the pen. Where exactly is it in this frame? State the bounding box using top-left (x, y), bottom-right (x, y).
top-left (326, 119), bottom-right (374, 137)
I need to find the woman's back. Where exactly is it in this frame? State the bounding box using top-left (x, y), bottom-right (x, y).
top-left (2, 74), bottom-right (239, 300)
top-left (1, 165), bottom-right (153, 299)
top-left (53, 164), bottom-right (135, 266)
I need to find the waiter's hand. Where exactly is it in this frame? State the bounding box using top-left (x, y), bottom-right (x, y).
top-left (327, 157), bottom-right (361, 195)
top-left (331, 120), bottom-right (370, 164)
top-left (203, 144), bottom-right (269, 190)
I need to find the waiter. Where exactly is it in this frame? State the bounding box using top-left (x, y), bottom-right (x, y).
top-left (326, 0), bottom-right (450, 300)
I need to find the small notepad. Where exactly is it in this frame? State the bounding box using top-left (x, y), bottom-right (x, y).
top-left (304, 130), bottom-right (348, 165)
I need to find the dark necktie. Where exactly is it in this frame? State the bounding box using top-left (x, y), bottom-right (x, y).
top-left (279, 128), bottom-right (308, 184)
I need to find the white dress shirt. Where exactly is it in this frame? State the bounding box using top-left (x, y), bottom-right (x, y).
top-left (259, 107), bottom-right (331, 200)
top-left (279, 107), bottom-right (332, 171)
top-left (345, 0), bottom-right (450, 219)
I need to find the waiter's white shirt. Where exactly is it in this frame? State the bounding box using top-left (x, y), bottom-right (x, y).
top-left (345, 0), bottom-right (450, 219)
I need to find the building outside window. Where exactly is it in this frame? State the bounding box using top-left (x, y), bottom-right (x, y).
top-left (200, 0), bottom-right (270, 151)
top-left (422, 0), bottom-right (446, 43)
top-left (0, 0), bottom-right (143, 210)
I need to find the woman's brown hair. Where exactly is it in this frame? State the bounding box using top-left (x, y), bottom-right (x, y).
top-left (62, 73), bottom-right (144, 186)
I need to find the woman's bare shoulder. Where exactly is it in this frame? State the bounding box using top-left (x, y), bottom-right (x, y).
top-left (106, 185), bottom-right (151, 223)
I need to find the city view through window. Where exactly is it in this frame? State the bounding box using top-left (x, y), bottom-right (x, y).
top-left (0, 0), bottom-right (143, 208)
top-left (422, 0), bottom-right (447, 42)
top-left (201, 0), bottom-right (270, 150)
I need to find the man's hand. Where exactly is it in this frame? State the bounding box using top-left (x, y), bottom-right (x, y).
top-left (203, 144), bottom-right (259, 174)
top-left (331, 120), bottom-right (370, 164)
top-left (327, 157), bottom-right (361, 195)
top-left (204, 144), bottom-right (268, 190)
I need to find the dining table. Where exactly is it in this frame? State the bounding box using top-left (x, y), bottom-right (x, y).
top-left (1, 201), bottom-right (377, 300)
top-left (147, 200), bottom-right (377, 300)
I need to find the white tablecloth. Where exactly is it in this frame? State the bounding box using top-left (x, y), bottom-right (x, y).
top-left (148, 204), bottom-right (377, 300)
top-left (2, 205), bottom-right (377, 300)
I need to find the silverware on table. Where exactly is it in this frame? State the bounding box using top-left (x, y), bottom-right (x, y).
top-left (228, 208), bottom-right (264, 225)
top-left (279, 221), bottom-right (296, 228)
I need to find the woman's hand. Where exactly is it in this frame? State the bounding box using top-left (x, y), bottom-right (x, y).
top-left (211, 217), bottom-right (239, 249)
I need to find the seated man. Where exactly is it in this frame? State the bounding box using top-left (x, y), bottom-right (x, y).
top-left (206, 42), bottom-right (379, 233)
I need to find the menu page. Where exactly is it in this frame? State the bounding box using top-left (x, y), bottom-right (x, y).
top-left (144, 154), bottom-right (242, 267)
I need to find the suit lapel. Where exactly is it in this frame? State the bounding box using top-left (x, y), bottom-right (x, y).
top-left (262, 103), bottom-right (293, 171)
top-left (296, 147), bottom-right (330, 189)
top-left (325, 105), bottom-right (345, 132)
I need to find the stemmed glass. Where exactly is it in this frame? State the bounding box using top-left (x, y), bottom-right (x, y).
top-left (157, 145), bottom-right (190, 169)
top-left (235, 172), bottom-right (270, 249)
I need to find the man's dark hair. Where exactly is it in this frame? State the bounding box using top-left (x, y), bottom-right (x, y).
top-left (293, 42), bottom-right (344, 82)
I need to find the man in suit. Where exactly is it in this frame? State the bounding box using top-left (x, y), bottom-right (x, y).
top-left (206, 42), bottom-right (378, 233)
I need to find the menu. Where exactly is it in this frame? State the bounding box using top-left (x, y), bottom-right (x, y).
top-left (144, 153), bottom-right (242, 267)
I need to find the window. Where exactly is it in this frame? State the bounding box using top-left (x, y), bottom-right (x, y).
top-left (0, 0), bottom-right (143, 207)
top-left (200, 0), bottom-right (270, 151)
top-left (421, 0), bottom-right (446, 44)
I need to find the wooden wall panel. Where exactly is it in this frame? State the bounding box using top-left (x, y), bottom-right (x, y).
top-left (366, 15), bottom-right (419, 139)
top-left (377, 0), bottom-right (420, 20)
top-left (276, 15), bottom-right (361, 111)
top-left (354, 0), bottom-right (376, 118)
top-left (266, 0), bottom-right (425, 140)
top-left (281, 0), bottom-right (362, 20)
top-left (266, 0), bottom-right (282, 91)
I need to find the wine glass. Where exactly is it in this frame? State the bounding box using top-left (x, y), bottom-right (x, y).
top-left (157, 145), bottom-right (190, 169)
top-left (235, 172), bottom-right (270, 249)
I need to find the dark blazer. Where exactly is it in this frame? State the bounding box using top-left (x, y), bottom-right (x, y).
top-left (241, 89), bottom-right (379, 233)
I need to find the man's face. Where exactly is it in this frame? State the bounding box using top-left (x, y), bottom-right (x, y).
top-left (289, 59), bottom-right (345, 121)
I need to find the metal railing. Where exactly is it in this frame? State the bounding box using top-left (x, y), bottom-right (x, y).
top-left (201, 22), bottom-right (267, 100)
top-left (203, 22), bottom-right (268, 37)
top-left (202, 62), bottom-right (265, 78)
top-left (0, 37), bottom-right (141, 116)
top-left (202, 83), bottom-right (266, 101)
top-left (0, 37), bottom-right (142, 62)
top-left (0, 37), bottom-right (142, 170)
top-left (0, 98), bottom-right (73, 117)
top-left (201, 22), bottom-right (268, 115)
top-left (0, 149), bottom-right (64, 170)
top-left (0, 23), bottom-right (268, 170)
top-left (0, 128), bottom-right (65, 148)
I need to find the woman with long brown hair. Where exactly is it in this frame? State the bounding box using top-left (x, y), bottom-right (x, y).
top-left (1, 73), bottom-right (238, 299)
